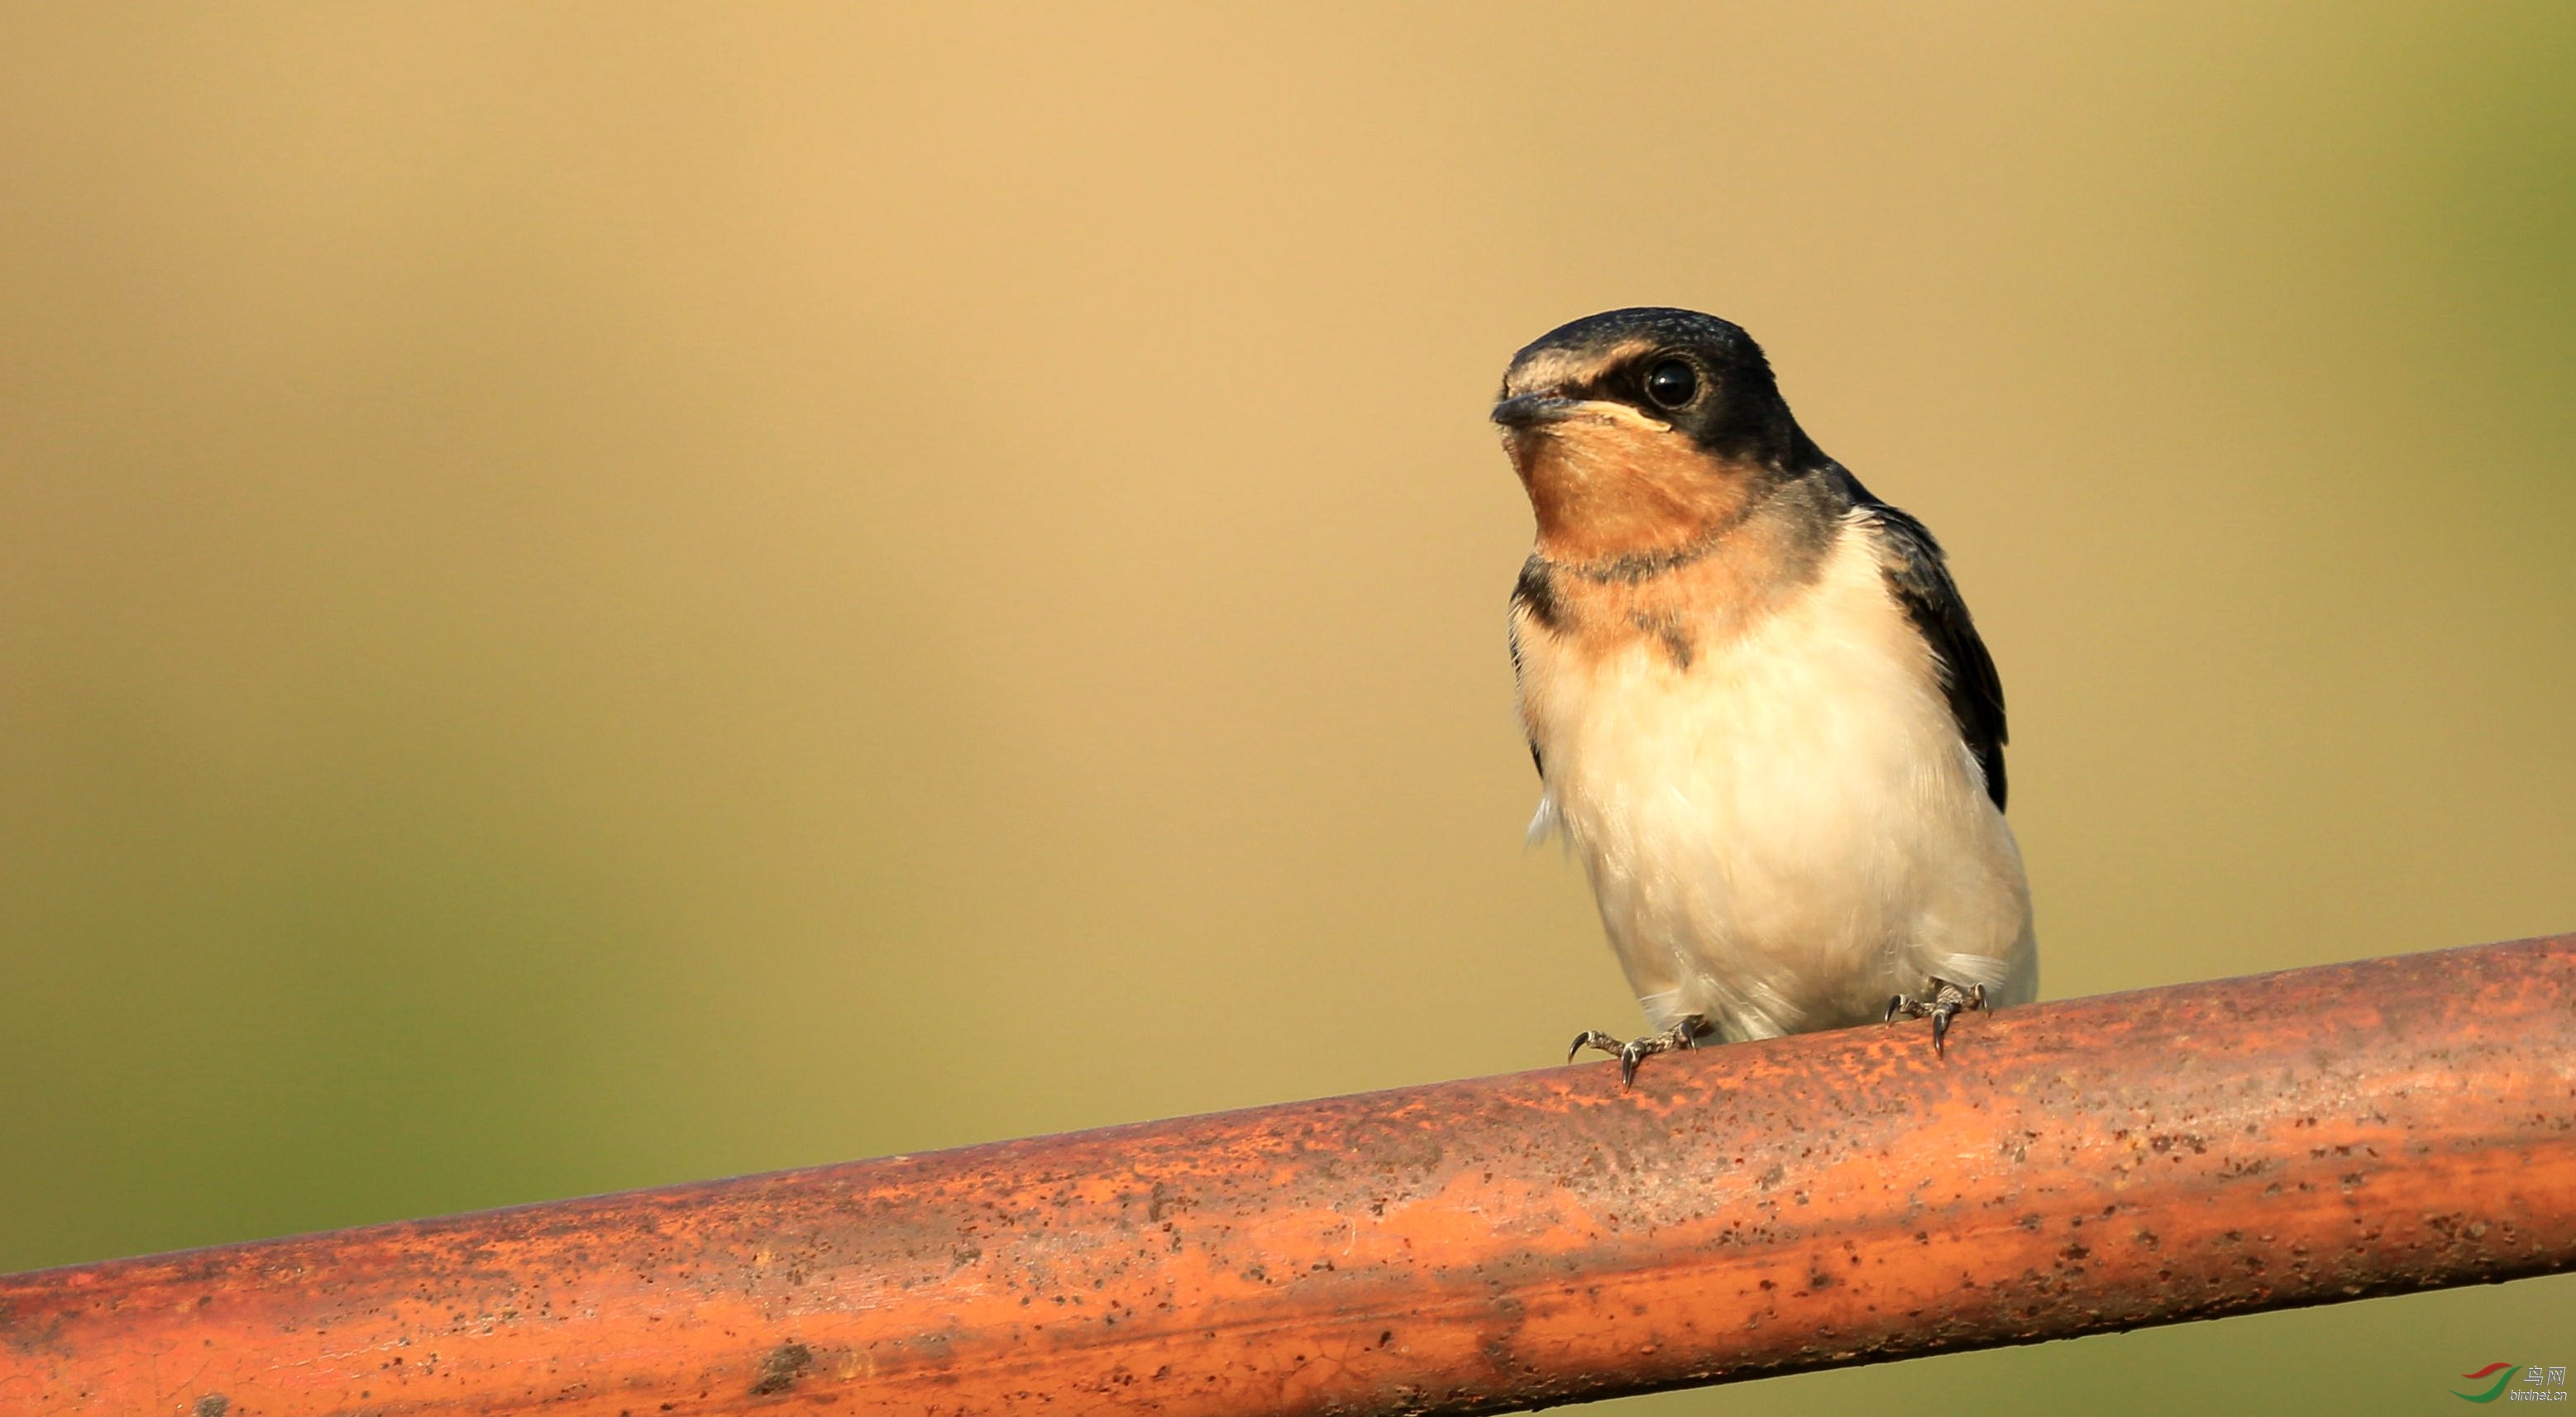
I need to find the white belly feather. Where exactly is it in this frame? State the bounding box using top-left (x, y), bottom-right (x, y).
top-left (1520, 517), bottom-right (2036, 1041)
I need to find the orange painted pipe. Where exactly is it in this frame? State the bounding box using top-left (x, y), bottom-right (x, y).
top-left (6, 935), bottom-right (2574, 1416)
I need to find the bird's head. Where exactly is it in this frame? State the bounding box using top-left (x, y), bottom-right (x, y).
top-left (1494, 308), bottom-right (1818, 565)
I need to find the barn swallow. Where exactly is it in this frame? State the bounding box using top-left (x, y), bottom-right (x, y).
top-left (1496, 308), bottom-right (2035, 1085)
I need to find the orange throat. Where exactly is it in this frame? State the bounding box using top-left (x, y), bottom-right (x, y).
top-left (1506, 420), bottom-right (1756, 567)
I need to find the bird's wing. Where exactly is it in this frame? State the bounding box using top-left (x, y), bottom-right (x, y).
top-left (1855, 499), bottom-right (2009, 811)
top-left (1508, 556), bottom-right (1553, 781)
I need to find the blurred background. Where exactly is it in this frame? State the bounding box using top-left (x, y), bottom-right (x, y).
top-left (3, 3), bottom-right (2570, 1411)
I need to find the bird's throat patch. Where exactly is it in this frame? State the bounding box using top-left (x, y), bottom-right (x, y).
top-left (1507, 417), bottom-right (1756, 568)
top-left (1513, 491), bottom-right (1838, 671)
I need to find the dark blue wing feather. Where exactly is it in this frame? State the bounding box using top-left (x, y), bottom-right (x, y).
top-left (1841, 479), bottom-right (2009, 811)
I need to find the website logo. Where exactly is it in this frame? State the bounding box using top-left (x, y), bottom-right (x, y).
top-left (2454, 1364), bottom-right (2569, 1404)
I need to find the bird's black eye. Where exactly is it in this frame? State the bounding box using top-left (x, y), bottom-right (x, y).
top-left (1642, 359), bottom-right (1698, 409)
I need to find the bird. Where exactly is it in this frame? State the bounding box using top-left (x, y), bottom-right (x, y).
top-left (1495, 308), bottom-right (2035, 1085)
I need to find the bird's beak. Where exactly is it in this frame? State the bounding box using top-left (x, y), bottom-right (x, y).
top-left (1491, 394), bottom-right (1584, 430)
top-left (1493, 394), bottom-right (1670, 435)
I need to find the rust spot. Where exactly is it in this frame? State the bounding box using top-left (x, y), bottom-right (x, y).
top-left (194, 1398), bottom-right (229, 1417)
top-left (750, 1342), bottom-right (812, 1396)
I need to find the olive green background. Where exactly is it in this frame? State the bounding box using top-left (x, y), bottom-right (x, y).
top-left (3, 4), bottom-right (2570, 1412)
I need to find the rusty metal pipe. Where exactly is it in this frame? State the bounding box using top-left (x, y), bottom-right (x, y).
top-left (6, 936), bottom-right (2574, 1415)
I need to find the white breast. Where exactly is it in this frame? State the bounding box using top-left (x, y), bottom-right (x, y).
top-left (1518, 516), bottom-right (2035, 1040)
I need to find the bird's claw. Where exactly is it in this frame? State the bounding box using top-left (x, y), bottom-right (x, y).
top-left (1567, 1017), bottom-right (1708, 1088)
top-left (1885, 976), bottom-right (1988, 1057)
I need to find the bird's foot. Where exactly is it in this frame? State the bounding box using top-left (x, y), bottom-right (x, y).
top-left (1568, 1015), bottom-right (1709, 1089)
top-left (1885, 976), bottom-right (1987, 1057)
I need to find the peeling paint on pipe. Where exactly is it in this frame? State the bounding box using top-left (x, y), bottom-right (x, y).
top-left (4, 936), bottom-right (2573, 1415)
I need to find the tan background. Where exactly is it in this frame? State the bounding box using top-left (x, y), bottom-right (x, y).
top-left (3, 4), bottom-right (2570, 1411)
